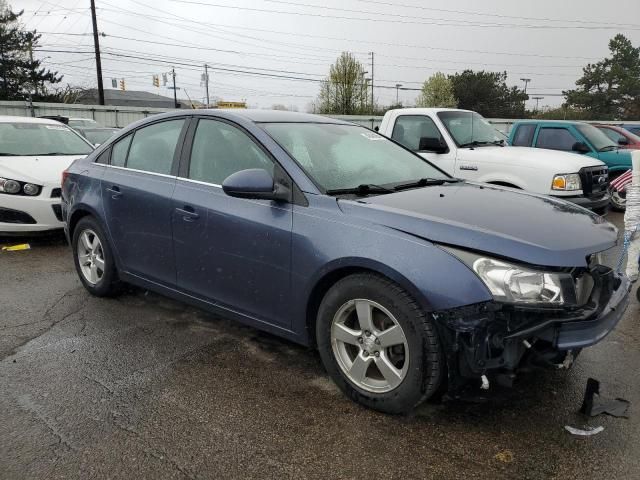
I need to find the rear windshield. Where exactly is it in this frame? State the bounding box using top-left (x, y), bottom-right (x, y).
top-left (0, 123), bottom-right (93, 156)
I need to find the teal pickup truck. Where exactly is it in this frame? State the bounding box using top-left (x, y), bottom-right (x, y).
top-left (509, 120), bottom-right (633, 209)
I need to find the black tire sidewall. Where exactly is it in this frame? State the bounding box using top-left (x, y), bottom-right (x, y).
top-left (72, 216), bottom-right (118, 296)
top-left (316, 274), bottom-right (442, 414)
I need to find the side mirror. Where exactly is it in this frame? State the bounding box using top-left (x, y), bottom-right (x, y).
top-left (222, 168), bottom-right (289, 202)
top-left (419, 137), bottom-right (448, 154)
top-left (618, 137), bottom-right (629, 146)
top-left (571, 141), bottom-right (590, 154)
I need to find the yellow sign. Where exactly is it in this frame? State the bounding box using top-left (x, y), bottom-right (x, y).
top-left (216, 101), bottom-right (246, 109)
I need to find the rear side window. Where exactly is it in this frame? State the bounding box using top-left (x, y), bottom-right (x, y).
top-left (127, 119), bottom-right (185, 175)
top-left (535, 127), bottom-right (577, 151)
top-left (511, 124), bottom-right (536, 147)
top-left (111, 134), bottom-right (132, 167)
top-left (392, 115), bottom-right (442, 151)
top-left (188, 119), bottom-right (273, 185)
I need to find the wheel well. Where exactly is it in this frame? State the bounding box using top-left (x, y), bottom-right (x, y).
top-left (68, 209), bottom-right (92, 239)
top-left (305, 267), bottom-right (388, 348)
top-left (487, 181), bottom-right (521, 189)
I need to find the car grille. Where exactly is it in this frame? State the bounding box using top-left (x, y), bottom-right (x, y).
top-left (0, 207), bottom-right (37, 224)
top-left (51, 204), bottom-right (63, 221)
top-left (51, 188), bottom-right (61, 198)
top-left (580, 166), bottom-right (609, 197)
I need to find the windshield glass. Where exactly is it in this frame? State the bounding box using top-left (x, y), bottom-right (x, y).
top-left (68, 119), bottom-right (98, 128)
top-left (437, 111), bottom-right (504, 146)
top-left (262, 123), bottom-right (449, 191)
top-left (82, 129), bottom-right (117, 145)
top-left (0, 123), bottom-right (93, 156)
top-left (575, 124), bottom-right (617, 151)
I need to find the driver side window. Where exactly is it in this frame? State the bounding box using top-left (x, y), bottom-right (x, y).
top-left (188, 119), bottom-right (273, 185)
top-left (392, 116), bottom-right (443, 151)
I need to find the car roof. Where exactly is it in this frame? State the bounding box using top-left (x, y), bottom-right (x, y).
top-left (0, 115), bottom-right (68, 125)
top-left (208, 109), bottom-right (351, 124)
top-left (387, 107), bottom-right (473, 115)
top-left (512, 119), bottom-right (586, 126)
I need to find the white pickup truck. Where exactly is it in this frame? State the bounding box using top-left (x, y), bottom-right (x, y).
top-left (378, 108), bottom-right (610, 211)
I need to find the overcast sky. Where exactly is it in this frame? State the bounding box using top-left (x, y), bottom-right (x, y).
top-left (20, 0), bottom-right (640, 111)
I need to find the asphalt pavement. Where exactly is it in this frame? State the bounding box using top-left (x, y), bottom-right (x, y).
top-left (1, 212), bottom-right (638, 479)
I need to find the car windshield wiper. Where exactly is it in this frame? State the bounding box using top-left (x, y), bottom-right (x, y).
top-left (393, 177), bottom-right (461, 191)
top-left (325, 183), bottom-right (394, 197)
top-left (0, 152), bottom-right (21, 156)
top-left (36, 152), bottom-right (88, 156)
top-left (598, 145), bottom-right (618, 152)
top-left (459, 140), bottom-right (501, 148)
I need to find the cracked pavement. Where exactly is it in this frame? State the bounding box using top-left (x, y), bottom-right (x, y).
top-left (1, 212), bottom-right (639, 479)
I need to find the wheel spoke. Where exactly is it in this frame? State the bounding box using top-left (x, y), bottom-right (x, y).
top-left (375, 355), bottom-right (403, 389)
top-left (332, 323), bottom-right (361, 346)
top-left (78, 253), bottom-right (91, 266)
top-left (355, 300), bottom-right (375, 333)
top-left (94, 257), bottom-right (105, 272)
top-left (349, 354), bottom-right (371, 383)
top-left (90, 235), bottom-right (99, 251)
top-left (89, 263), bottom-right (99, 283)
top-left (80, 232), bottom-right (92, 251)
top-left (377, 325), bottom-right (405, 348)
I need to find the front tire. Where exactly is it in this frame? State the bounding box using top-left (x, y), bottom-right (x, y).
top-left (72, 216), bottom-right (120, 296)
top-left (316, 273), bottom-right (443, 414)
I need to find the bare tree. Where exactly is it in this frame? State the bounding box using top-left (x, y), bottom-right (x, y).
top-left (316, 52), bottom-right (369, 114)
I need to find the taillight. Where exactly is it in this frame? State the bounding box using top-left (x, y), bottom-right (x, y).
top-left (61, 169), bottom-right (70, 187)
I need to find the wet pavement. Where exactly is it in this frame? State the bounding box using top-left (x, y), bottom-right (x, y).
top-left (1, 212), bottom-right (638, 479)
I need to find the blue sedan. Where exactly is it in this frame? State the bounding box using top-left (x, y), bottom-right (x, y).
top-left (62, 110), bottom-right (629, 413)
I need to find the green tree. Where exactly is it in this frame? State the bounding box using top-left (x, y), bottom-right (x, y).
top-left (316, 52), bottom-right (369, 114)
top-left (564, 34), bottom-right (640, 120)
top-left (449, 70), bottom-right (528, 117)
top-left (416, 72), bottom-right (456, 108)
top-left (0, 4), bottom-right (62, 101)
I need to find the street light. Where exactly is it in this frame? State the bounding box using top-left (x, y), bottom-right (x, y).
top-left (395, 84), bottom-right (402, 105)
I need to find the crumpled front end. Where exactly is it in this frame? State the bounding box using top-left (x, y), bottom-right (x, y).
top-left (433, 264), bottom-right (631, 393)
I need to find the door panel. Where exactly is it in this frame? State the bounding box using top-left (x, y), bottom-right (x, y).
top-left (101, 118), bottom-right (187, 286)
top-left (172, 118), bottom-right (292, 327)
top-left (102, 167), bottom-right (177, 284)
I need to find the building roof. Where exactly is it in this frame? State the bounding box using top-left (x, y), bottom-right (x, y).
top-left (76, 89), bottom-right (185, 108)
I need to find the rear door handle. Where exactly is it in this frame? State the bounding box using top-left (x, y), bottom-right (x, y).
top-left (106, 186), bottom-right (122, 199)
top-left (175, 206), bottom-right (200, 222)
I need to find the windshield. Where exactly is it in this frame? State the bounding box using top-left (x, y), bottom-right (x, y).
top-left (575, 124), bottom-right (617, 151)
top-left (437, 111), bottom-right (504, 147)
top-left (262, 123), bottom-right (449, 192)
top-left (0, 123), bottom-right (93, 156)
top-left (82, 129), bottom-right (117, 145)
top-left (68, 119), bottom-right (98, 128)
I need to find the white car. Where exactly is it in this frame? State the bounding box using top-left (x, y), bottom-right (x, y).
top-left (378, 108), bottom-right (610, 211)
top-left (0, 116), bottom-right (94, 234)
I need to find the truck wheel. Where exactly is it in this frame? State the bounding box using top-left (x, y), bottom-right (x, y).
top-left (608, 180), bottom-right (627, 211)
top-left (72, 216), bottom-right (120, 297)
top-left (316, 273), bottom-right (443, 414)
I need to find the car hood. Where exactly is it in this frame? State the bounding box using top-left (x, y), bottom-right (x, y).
top-left (597, 148), bottom-right (633, 168)
top-left (0, 155), bottom-right (83, 185)
top-left (338, 182), bottom-right (617, 267)
top-left (464, 145), bottom-right (605, 171)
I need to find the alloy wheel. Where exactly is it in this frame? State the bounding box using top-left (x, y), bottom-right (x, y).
top-left (77, 229), bottom-right (105, 285)
top-left (331, 299), bottom-right (409, 393)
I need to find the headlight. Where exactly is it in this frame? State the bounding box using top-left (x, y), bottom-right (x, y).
top-left (552, 173), bottom-right (581, 191)
top-left (442, 247), bottom-right (577, 305)
top-left (0, 178), bottom-right (21, 194)
top-left (23, 183), bottom-right (40, 196)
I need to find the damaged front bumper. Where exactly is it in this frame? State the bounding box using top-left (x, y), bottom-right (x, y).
top-left (433, 266), bottom-right (631, 390)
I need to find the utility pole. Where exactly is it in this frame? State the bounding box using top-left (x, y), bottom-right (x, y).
top-left (395, 83), bottom-right (402, 105)
top-left (520, 78), bottom-right (531, 94)
top-left (90, 0), bottom-right (105, 105)
top-left (204, 64), bottom-right (210, 107)
top-left (171, 67), bottom-right (178, 108)
top-left (369, 52), bottom-right (374, 116)
top-left (532, 96), bottom-right (544, 112)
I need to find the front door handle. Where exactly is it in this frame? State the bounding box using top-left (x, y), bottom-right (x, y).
top-left (106, 186), bottom-right (122, 199)
top-left (175, 206), bottom-right (200, 222)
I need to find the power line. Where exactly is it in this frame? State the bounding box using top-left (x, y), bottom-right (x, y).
top-left (169, 0), bottom-right (640, 31)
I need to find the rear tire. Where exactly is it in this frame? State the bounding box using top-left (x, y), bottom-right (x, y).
top-left (316, 273), bottom-right (443, 414)
top-left (72, 216), bottom-right (120, 297)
